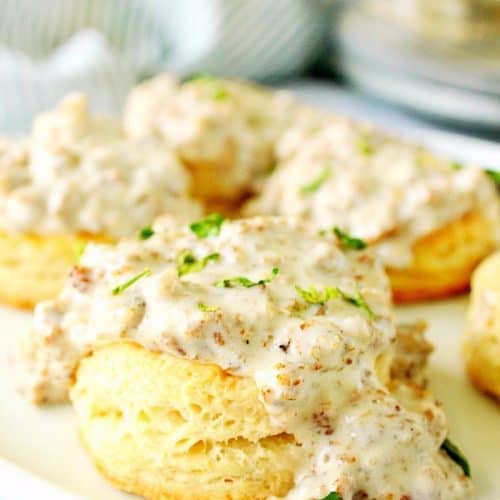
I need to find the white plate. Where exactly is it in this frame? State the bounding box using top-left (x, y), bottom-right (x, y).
top-left (1, 298), bottom-right (499, 499)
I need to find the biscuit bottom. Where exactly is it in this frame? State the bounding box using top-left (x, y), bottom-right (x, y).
top-left (0, 231), bottom-right (110, 309)
top-left (70, 343), bottom-right (304, 500)
top-left (463, 251), bottom-right (500, 401)
top-left (388, 210), bottom-right (498, 303)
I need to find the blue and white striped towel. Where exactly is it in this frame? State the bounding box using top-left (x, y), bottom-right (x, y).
top-left (0, 0), bottom-right (334, 135)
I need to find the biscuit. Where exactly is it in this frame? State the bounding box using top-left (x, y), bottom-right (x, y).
top-left (26, 214), bottom-right (471, 497)
top-left (69, 324), bottom-right (436, 499)
top-left (463, 250), bottom-right (500, 400)
top-left (245, 118), bottom-right (500, 303)
top-left (388, 210), bottom-right (499, 303)
top-left (124, 74), bottom-right (311, 203)
top-left (71, 342), bottom-right (304, 500)
top-left (0, 231), bottom-right (109, 309)
top-left (0, 94), bottom-right (200, 309)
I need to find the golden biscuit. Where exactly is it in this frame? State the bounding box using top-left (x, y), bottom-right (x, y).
top-left (0, 94), bottom-right (201, 309)
top-left (25, 215), bottom-right (470, 497)
top-left (388, 210), bottom-right (499, 303)
top-left (463, 250), bottom-right (500, 400)
top-left (0, 231), bottom-right (109, 309)
top-left (124, 75), bottom-right (311, 204)
top-left (245, 115), bottom-right (500, 303)
top-left (69, 326), bottom-right (443, 499)
top-left (71, 343), bottom-right (304, 500)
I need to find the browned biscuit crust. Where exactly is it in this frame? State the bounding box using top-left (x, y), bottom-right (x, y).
top-left (463, 250), bottom-right (500, 401)
top-left (388, 211), bottom-right (498, 303)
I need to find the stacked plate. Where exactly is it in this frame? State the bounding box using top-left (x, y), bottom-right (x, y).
top-left (333, 0), bottom-right (500, 129)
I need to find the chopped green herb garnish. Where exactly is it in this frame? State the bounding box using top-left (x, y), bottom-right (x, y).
top-left (357, 135), bottom-right (374, 156)
top-left (441, 438), bottom-right (471, 477)
top-left (198, 303), bottom-right (220, 312)
top-left (74, 240), bottom-right (86, 261)
top-left (214, 87), bottom-right (229, 100)
top-left (300, 167), bottom-right (331, 194)
top-left (184, 73), bottom-right (229, 100)
top-left (321, 493), bottom-right (342, 500)
top-left (112, 268), bottom-right (151, 295)
top-left (139, 226), bottom-right (154, 240)
top-left (177, 251), bottom-right (220, 277)
top-left (485, 168), bottom-right (500, 186)
top-left (295, 285), bottom-right (339, 305)
top-left (295, 285), bottom-right (375, 318)
top-left (182, 72), bottom-right (215, 83)
top-left (215, 267), bottom-right (279, 288)
top-left (452, 163), bottom-right (499, 186)
top-left (453, 164), bottom-right (499, 187)
top-left (190, 213), bottom-right (225, 238)
top-left (333, 227), bottom-right (367, 250)
top-left (336, 288), bottom-right (375, 319)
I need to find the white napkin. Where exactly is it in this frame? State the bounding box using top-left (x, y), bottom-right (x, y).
top-left (0, 0), bottom-right (333, 135)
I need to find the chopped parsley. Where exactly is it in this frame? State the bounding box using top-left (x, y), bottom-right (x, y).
top-left (182, 73), bottom-right (204, 83)
top-left (139, 226), bottom-right (154, 240)
top-left (451, 162), bottom-right (499, 186)
top-left (73, 240), bottom-right (86, 261)
top-left (300, 167), bottom-right (331, 194)
top-left (112, 268), bottom-right (151, 295)
top-left (357, 135), bottom-right (374, 156)
top-left (295, 285), bottom-right (338, 305)
top-left (485, 168), bottom-right (500, 186)
top-left (333, 227), bottom-right (367, 250)
top-left (441, 438), bottom-right (471, 477)
top-left (190, 213), bottom-right (225, 238)
top-left (177, 251), bottom-right (220, 277)
top-left (213, 87), bottom-right (229, 101)
top-left (320, 493), bottom-right (342, 500)
top-left (215, 267), bottom-right (279, 288)
top-left (184, 73), bottom-right (229, 100)
top-left (183, 72), bottom-right (215, 83)
top-left (295, 285), bottom-right (375, 318)
top-left (198, 303), bottom-right (220, 312)
top-left (336, 288), bottom-right (375, 318)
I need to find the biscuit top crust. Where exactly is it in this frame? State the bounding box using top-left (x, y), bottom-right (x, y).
top-left (247, 121), bottom-right (500, 267)
top-left (123, 74), bottom-right (314, 196)
top-left (0, 94), bottom-right (201, 237)
top-left (21, 216), bottom-right (472, 499)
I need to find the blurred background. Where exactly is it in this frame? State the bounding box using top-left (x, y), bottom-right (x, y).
top-left (1, 0), bottom-right (499, 151)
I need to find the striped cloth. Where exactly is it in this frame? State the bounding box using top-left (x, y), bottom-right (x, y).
top-left (0, 0), bottom-right (334, 135)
